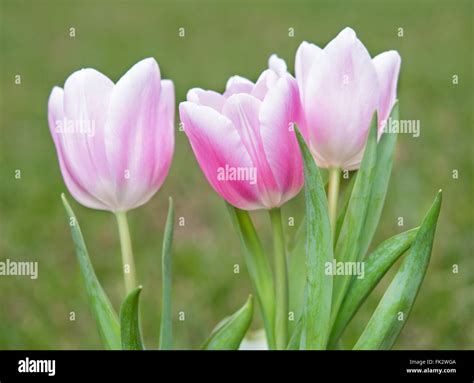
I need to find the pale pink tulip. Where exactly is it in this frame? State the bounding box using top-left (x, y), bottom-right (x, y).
top-left (295, 27), bottom-right (401, 170)
top-left (180, 55), bottom-right (303, 210)
top-left (48, 58), bottom-right (175, 212)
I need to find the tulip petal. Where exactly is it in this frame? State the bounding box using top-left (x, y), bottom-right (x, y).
top-left (251, 69), bottom-right (279, 101)
top-left (372, 51), bottom-right (401, 134)
top-left (187, 88), bottom-right (225, 112)
top-left (222, 94), bottom-right (280, 208)
top-left (180, 102), bottom-right (261, 210)
top-left (105, 57), bottom-right (162, 210)
top-left (224, 75), bottom-right (254, 98)
top-left (259, 75), bottom-right (303, 204)
top-left (304, 27), bottom-right (379, 169)
top-left (252, 55), bottom-right (288, 101)
top-left (123, 79), bottom-right (175, 209)
top-left (61, 69), bottom-right (116, 208)
top-left (295, 41), bottom-right (322, 105)
top-left (49, 87), bottom-right (108, 210)
top-left (268, 54), bottom-right (287, 77)
top-left (151, 79), bottom-right (175, 198)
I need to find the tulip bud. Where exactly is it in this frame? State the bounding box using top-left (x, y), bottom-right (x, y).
top-left (295, 27), bottom-right (401, 170)
top-left (180, 55), bottom-right (303, 211)
top-left (48, 58), bottom-right (175, 212)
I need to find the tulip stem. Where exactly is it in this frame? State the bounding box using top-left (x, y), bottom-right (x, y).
top-left (269, 208), bottom-right (288, 350)
top-left (328, 167), bottom-right (341, 243)
top-left (115, 211), bottom-right (137, 295)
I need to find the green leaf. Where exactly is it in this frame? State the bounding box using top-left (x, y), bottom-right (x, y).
top-left (287, 318), bottom-right (303, 350)
top-left (354, 191), bottom-right (442, 350)
top-left (120, 286), bottom-right (144, 350)
top-left (61, 194), bottom-right (121, 350)
top-left (287, 174), bottom-right (329, 336)
top-left (226, 204), bottom-right (276, 349)
top-left (202, 295), bottom-right (254, 350)
top-left (287, 172), bottom-right (328, 255)
top-left (159, 197), bottom-right (174, 350)
top-left (358, 103), bottom-right (399, 259)
top-left (288, 227), bottom-right (306, 335)
top-left (329, 227), bottom-right (418, 346)
top-left (331, 114), bottom-right (378, 321)
top-left (295, 127), bottom-right (333, 350)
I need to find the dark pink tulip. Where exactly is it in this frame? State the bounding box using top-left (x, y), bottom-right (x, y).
top-left (48, 58), bottom-right (175, 212)
top-left (180, 55), bottom-right (303, 211)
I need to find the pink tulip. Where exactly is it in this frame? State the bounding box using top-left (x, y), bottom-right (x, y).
top-left (48, 58), bottom-right (175, 212)
top-left (179, 55), bottom-right (303, 210)
top-left (295, 27), bottom-right (401, 170)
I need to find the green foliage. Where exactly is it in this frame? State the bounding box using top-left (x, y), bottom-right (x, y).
top-left (61, 195), bottom-right (121, 350)
top-left (202, 296), bottom-right (254, 350)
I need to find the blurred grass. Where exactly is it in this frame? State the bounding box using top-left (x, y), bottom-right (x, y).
top-left (0, 0), bottom-right (472, 349)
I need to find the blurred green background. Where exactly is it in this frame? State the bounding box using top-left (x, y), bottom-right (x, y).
top-left (0, 0), bottom-right (472, 349)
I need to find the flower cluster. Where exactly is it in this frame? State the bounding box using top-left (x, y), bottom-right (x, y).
top-left (47, 28), bottom-right (441, 352)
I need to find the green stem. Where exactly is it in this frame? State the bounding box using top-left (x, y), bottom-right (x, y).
top-left (115, 211), bottom-right (137, 295)
top-left (328, 168), bottom-right (341, 243)
top-left (269, 208), bottom-right (288, 350)
top-left (230, 206), bottom-right (276, 350)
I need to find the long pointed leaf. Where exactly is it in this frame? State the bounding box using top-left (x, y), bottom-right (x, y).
top-left (159, 197), bottom-right (174, 350)
top-left (287, 177), bottom-right (329, 336)
top-left (354, 191), bottom-right (442, 350)
top-left (202, 295), bottom-right (254, 350)
top-left (358, 103), bottom-right (399, 259)
top-left (288, 228), bottom-right (306, 335)
top-left (287, 173), bottom-right (328, 252)
top-left (61, 194), bottom-right (121, 350)
top-left (329, 227), bottom-right (418, 346)
top-left (226, 204), bottom-right (276, 349)
top-left (120, 286), bottom-right (144, 350)
top-left (295, 127), bottom-right (333, 350)
top-left (331, 115), bottom-right (378, 320)
top-left (287, 318), bottom-right (303, 350)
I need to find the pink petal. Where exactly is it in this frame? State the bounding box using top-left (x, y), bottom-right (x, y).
top-left (251, 55), bottom-right (288, 101)
top-left (222, 94), bottom-right (280, 208)
top-left (187, 88), bottom-right (225, 112)
top-left (48, 87), bottom-right (108, 210)
top-left (268, 54), bottom-right (287, 76)
top-left (150, 79), bottom-right (175, 198)
top-left (62, 67), bottom-right (117, 208)
top-left (251, 69), bottom-right (279, 100)
top-left (295, 41), bottom-right (322, 105)
top-left (133, 79), bottom-right (175, 208)
top-left (104, 57), bottom-right (162, 210)
top-left (223, 75), bottom-right (254, 98)
top-left (259, 75), bottom-right (304, 204)
top-left (373, 50), bottom-right (401, 134)
top-left (180, 102), bottom-right (261, 210)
